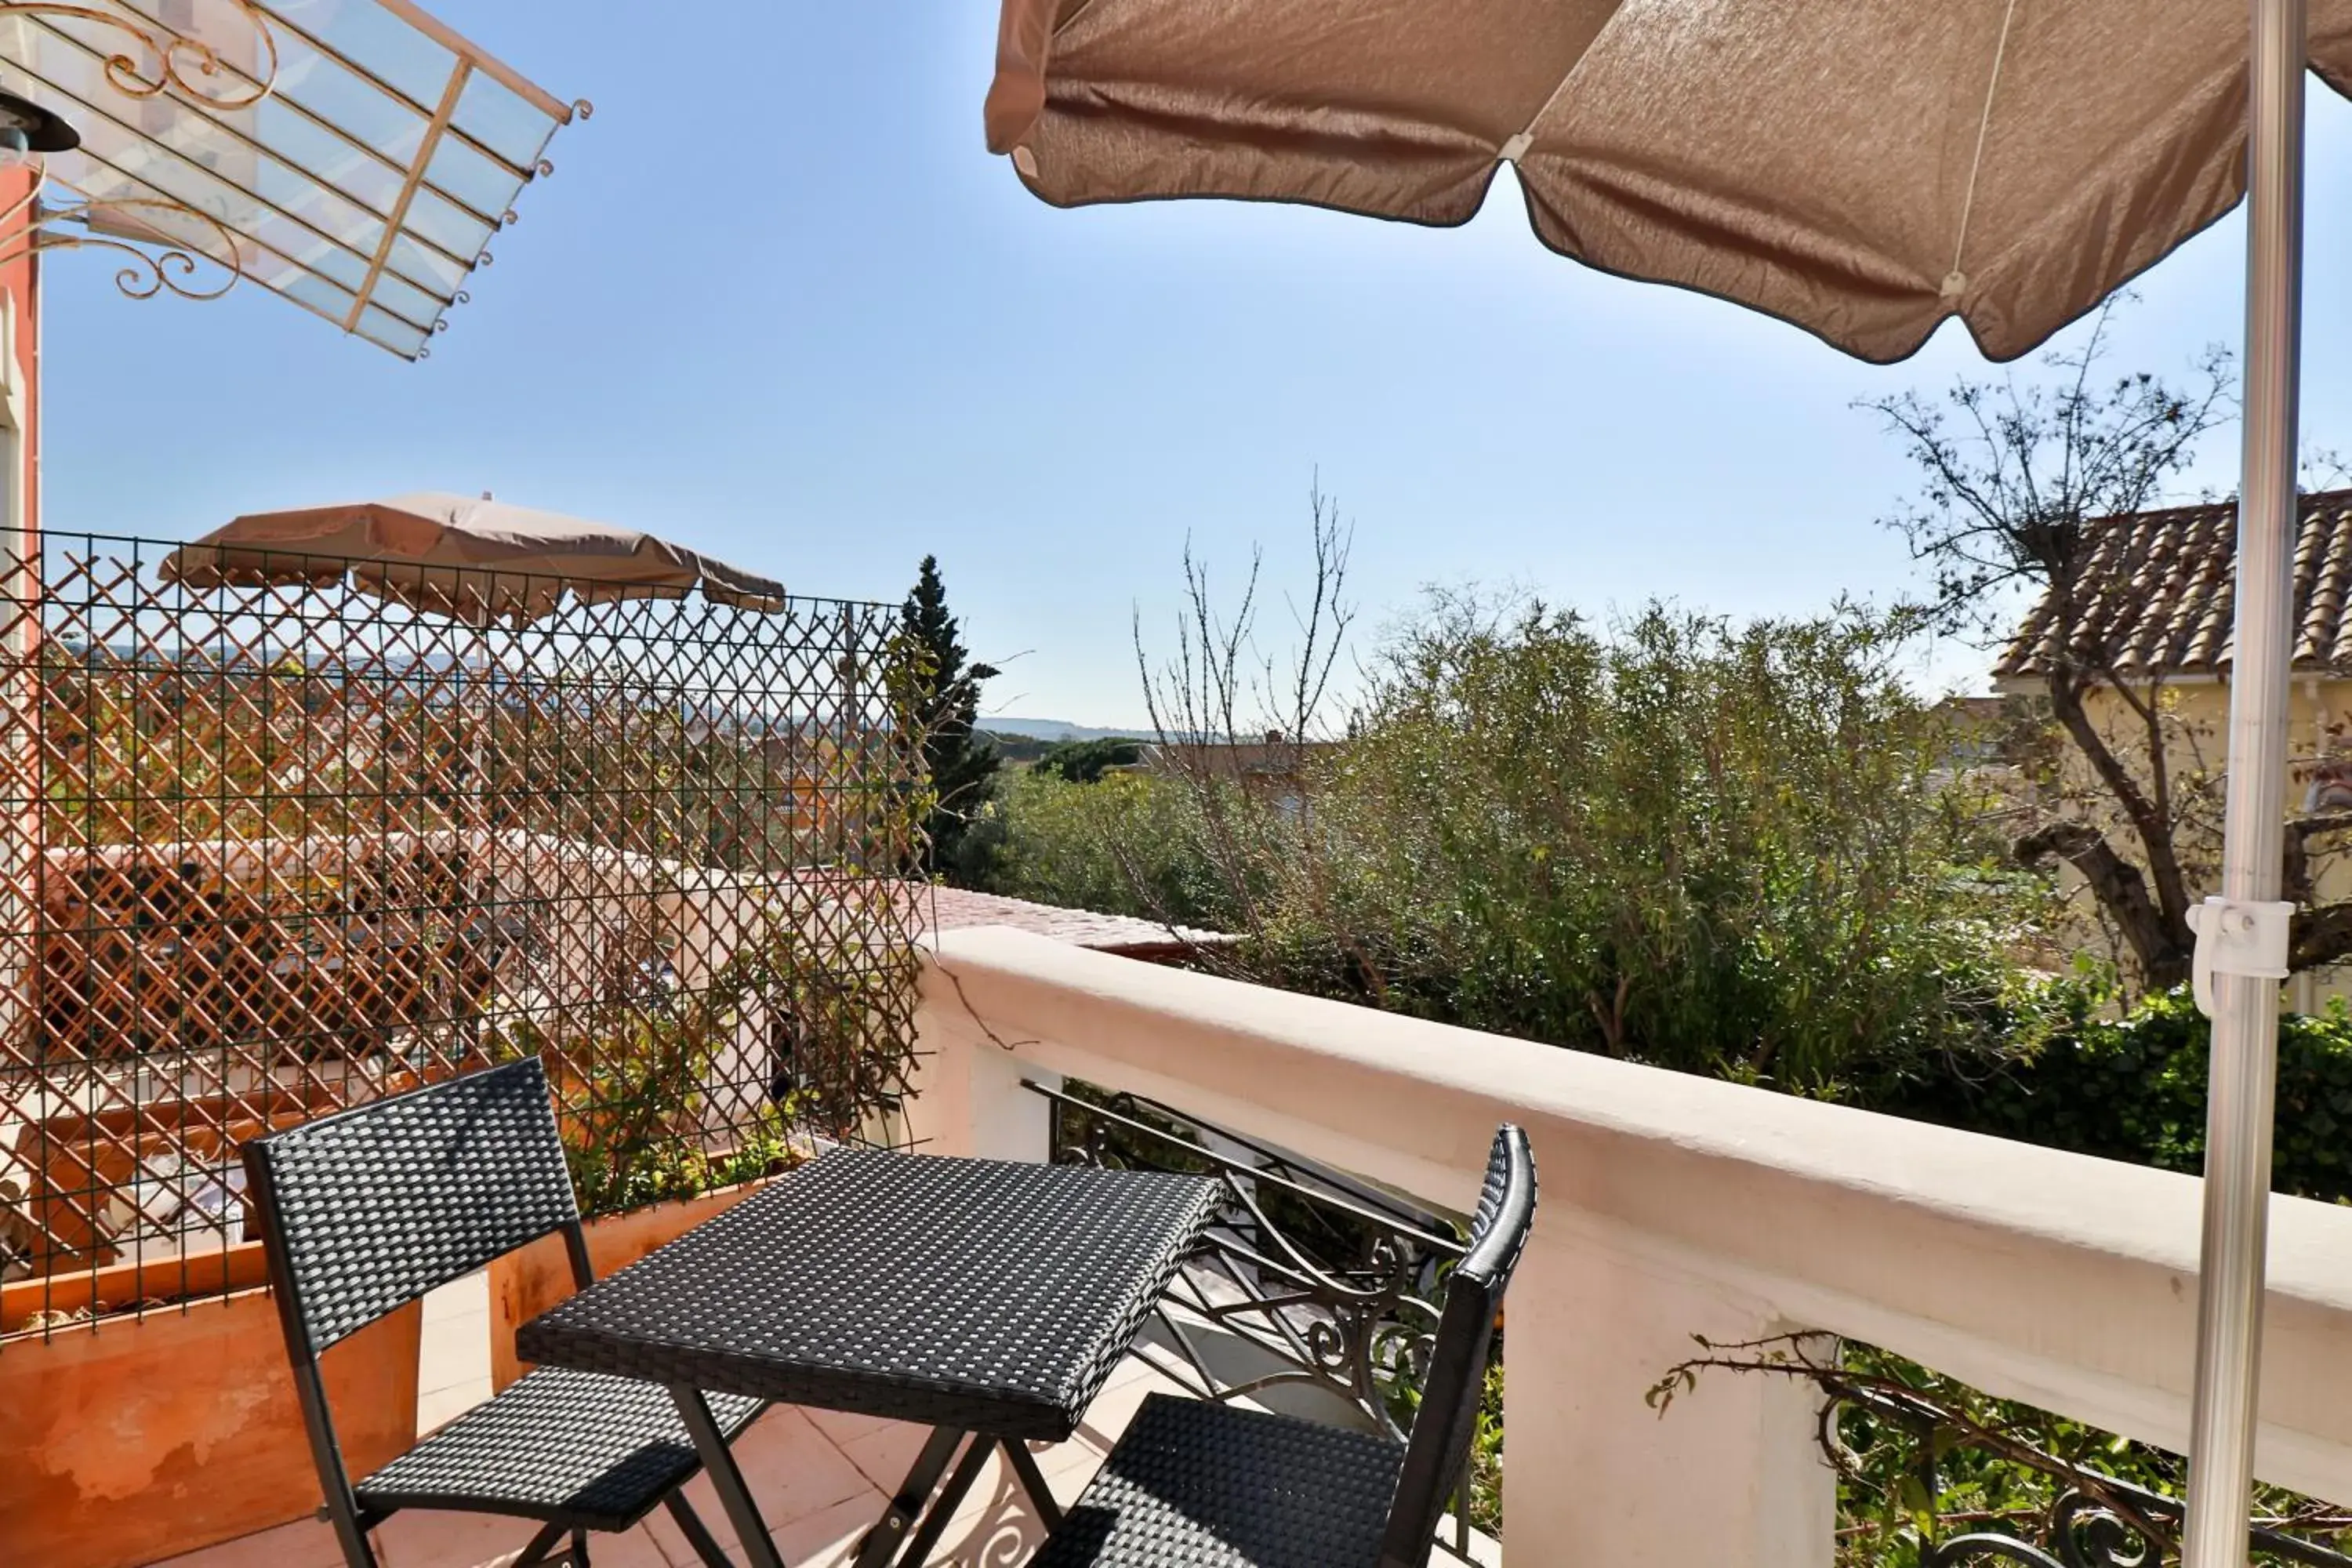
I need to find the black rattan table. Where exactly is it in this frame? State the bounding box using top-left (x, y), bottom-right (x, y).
top-left (516, 1148), bottom-right (1223, 1568)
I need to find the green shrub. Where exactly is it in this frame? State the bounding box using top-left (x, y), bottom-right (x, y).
top-left (968, 597), bottom-right (2038, 1099)
top-left (1033, 737), bottom-right (1147, 784)
top-left (1887, 981), bottom-right (2352, 1203)
top-left (1255, 599), bottom-right (2034, 1097)
top-left (960, 768), bottom-right (1238, 931)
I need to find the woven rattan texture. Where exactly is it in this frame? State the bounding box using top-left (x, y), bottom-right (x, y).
top-left (517, 1149), bottom-right (1222, 1440)
top-left (1461, 1127), bottom-right (1534, 1288)
top-left (246, 1059), bottom-right (578, 1351)
top-left (357, 1367), bottom-right (762, 1531)
top-left (1033, 1392), bottom-right (1402, 1568)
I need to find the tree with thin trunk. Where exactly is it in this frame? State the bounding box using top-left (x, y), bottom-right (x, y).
top-left (1132, 480), bottom-right (1356, 944)
top-left (1870, 297), bottom-right (2352, 989)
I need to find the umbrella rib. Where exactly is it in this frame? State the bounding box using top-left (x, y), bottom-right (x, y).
top-left (1497, 48), bottom-right (1587, 164)
top-left (1945, 0), bottom-right (2022, 299)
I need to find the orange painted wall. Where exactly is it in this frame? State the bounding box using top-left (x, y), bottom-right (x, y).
top-left (0, 162), bottom-right (38, 538)
top-left (0, 1293), bottom-right (421, 1568)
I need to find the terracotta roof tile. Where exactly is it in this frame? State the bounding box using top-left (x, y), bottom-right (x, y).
top-left (1995, 489), bottom-right (2352, 684)
top-left (916, 885), bottom-right (1229, 958)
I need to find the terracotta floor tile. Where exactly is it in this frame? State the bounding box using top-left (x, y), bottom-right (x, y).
top-left (644, 1483), bottom-right (894, 1566)
top-left (1068, 1361), bottom-right (1192, 1457)
top-left (370, 1508), bottom-right (537, 1568)
top-left (1104, 1344), bottom-right (1185, 1390)
top-left (834, 1417), bottom-right (933, 1494)
top-left (1031, 1438), bottom-right (1111, 1507)
top-left (147, 1349), bottom-right (1188, 1568)
top-left (927, 1452), bottom-right (1054, 1568)
top-left (769, 1488), bottom-right (901, 1568)
top-left (637, 1406), bottom-right (877, 1559)
top-left (723, 1406), bottom-right (877, 1516)
top-left (143, 1515), bottom-right (349, 1568)
top-left (800, 1403), bottom-right (895, 1450)
top-left (372, 1511), bottom-right (673, 1568)
top-left (638, 1494), bottom-right (738, 1565)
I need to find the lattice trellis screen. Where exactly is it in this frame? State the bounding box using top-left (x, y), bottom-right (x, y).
top-left (0, 534), bottom-right (926, 1341)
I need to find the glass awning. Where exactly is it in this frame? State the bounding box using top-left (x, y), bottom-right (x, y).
top-left (0, 0), bottom-right (585, 358)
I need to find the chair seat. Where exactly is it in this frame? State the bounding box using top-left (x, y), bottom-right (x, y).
top-left (356, 1367), bottom-right (764, 1533)
top-left (1033, 1393), bottom-right (1404, 1568)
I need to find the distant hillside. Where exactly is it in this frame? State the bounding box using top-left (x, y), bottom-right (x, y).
top-left (978, 717), bottom-right (1144, 742)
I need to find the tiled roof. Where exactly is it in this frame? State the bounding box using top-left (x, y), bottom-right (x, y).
top-left (1994, 488), bottom-right (2352, 684)
top-left (916, 885), bottom-right (1229, 958)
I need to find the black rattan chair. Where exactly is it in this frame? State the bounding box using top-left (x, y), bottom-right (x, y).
top-left (1029, 1123), bottom-right (1537, 1568)
top-left (241, 1058), bottom-right (757, 1568)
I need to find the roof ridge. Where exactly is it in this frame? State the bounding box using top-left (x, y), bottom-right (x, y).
top-left (2078, 485), bottom-right (2352, 532)
top-left (1999, 489), bottom-right (2352, 684)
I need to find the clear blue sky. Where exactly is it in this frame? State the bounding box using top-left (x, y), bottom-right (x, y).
top-left (36, 2), bottom-right (2352, 729)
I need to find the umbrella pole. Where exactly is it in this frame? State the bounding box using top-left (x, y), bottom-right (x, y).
top-left (2182, 0), bottom-right (2305, 1562)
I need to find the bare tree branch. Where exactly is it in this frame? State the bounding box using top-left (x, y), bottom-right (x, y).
top-left (1866, 296), bottom-right (2243, 992)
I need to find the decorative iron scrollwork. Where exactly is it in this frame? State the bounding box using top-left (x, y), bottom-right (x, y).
top-left (1030, 1080), bottom-right (1485, 1557)
top-left (1650, 1333), bottom-right (2352, 1567)
top-left (0, 1), bottom-right (280, 111)
top-left (1924, 1483), bottom-right (2350, 1568)
top-left (1856, 1382), bottom-right (2352, 1568)
top-left (0, 183), bottom-right (240, 300)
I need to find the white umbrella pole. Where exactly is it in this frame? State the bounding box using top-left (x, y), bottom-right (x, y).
top-left (2182, 0), bottom-right (2306, 1561)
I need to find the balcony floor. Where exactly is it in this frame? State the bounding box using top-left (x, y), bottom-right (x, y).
top-left (147, 1265), bottom-right (1497, 1568)
top-left (151, 1273), bottom-right (1211, 1568)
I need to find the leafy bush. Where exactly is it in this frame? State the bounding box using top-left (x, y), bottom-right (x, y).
top-left (1282, 600), bottom-right (2026, 1091)
top-left (1033, 737), bottom-right (1146, 784)
top-left (961, 768), bottom-right (1238, 930)
top-left (1887, 981), bottom-right (2352, 1204)
top-left (975, 596), bottom-right (2037, 1098)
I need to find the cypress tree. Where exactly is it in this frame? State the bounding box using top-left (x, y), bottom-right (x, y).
top-left (902, 555), bottom-right (999, 873)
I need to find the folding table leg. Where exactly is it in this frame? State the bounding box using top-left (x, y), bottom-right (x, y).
top-left (853, 1425), bottom-right (965, 1568)
top-left (893, 1434), bottom-right (995, 1568)
top-left (665, 1492), bottom-right (736, 1568)
top-left (670, 1385), bottom-right (786, 1568)
top-left (508, 1521), bottom-right (570, 1567)
top-left (999, 1437), bottom-right (1065, 1531)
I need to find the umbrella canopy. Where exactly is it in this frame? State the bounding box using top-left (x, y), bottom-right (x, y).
top-left (988, 0), bottom-right (2352, 364)
top-left (161, 492), bottom-right (784, 626)
top-left (988, 2), bottom-right (2326, 1565)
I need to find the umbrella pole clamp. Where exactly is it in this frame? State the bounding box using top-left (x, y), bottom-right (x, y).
top-left (2187, 897), bottom-right (2292, 1019)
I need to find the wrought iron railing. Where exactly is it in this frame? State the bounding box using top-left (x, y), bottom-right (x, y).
top-left (0, 533), bottom-right (926, 1341)
top-left (1029, 1077), bottom-right (1495, 1558)
top-left (1875, 1377), bottom-right (2352, 1568)
top-left (1653, 1330), bottom-right (2352, 1567)
top-left (1916, 1471), bottom-right (2352, 1568)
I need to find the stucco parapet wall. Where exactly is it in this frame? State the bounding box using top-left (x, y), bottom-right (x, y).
top-left (920, 923), bottom-right (2352, 1502)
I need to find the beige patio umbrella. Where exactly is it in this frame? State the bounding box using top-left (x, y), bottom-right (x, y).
top-left (988, 2), bottom-right (2332, 1561)
top-left (160, 492), bottom-right (784, 626)
top-left (992, 1), bottom-right (2352, 365)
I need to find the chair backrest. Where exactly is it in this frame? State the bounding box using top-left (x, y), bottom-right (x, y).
top-left (241, 1056), bottom-right (582, 1356)
top-left (1377, 1124), bottom-right (1537, 1568)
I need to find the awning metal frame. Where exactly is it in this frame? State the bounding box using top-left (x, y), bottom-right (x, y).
top-left (0, 174), bottom-right (238, 299)
top-left (0, 0), bottom-right (586, 358)
top-left (0, 1), bottom-right (272, 107)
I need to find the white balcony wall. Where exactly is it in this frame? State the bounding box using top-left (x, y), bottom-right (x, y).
top-left (909, 924), bottom-right (2352, 1567)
